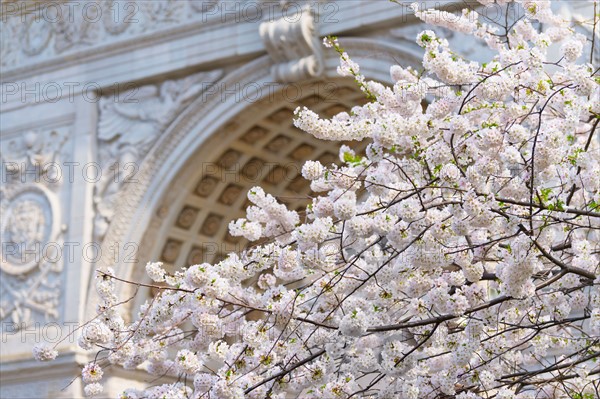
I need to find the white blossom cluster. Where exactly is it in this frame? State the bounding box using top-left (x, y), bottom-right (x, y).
top-left (35, 1), bottom-right (599, 398)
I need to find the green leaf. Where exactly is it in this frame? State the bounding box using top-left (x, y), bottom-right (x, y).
top-left (540, 188), bottom-right (552, 203)
top-left (343, 152), bottom-right (362, 164)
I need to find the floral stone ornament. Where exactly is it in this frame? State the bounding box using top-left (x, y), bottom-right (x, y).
top-left (35, 1), bottom-right (599, 398)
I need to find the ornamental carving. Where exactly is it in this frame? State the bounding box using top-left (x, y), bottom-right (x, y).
top-left (52, 9), bottom-right (99, 54)
top-left (1, 0), bottom-right (259, 70)
top-left (1, 130), bottom-right (67, 185)
top-left (259, 6), bottom-right (324, 83)
top-left (3, 196), bottom-right (48, 275)
top-left (139, 0), bottom-right (185, 28)
top-left (0, 17), bottom-right (21, 66)
top-left (0, 128), bottom-right (69, 327)
top-left (189, 0), bottom-right (218, 13)
top-left (21, 18), bottom-right (53, 56)
top-left (93, 70), bottom-right (223, 241)
top-left (103, 0), bottom-right (131, 35)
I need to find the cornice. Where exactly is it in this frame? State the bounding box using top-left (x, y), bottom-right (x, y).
top-left (1, 0), bottom-right (423, 84)
top-left (1, 11), bottom-right (244, 81)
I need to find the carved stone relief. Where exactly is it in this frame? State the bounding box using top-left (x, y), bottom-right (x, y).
top-left (52, 9), bottom-right (99, 54)
top-left (4, 2), bottom-right (102, 66)
top-left (0, 16), bottom-right (21, 67)
top-left (21, 17), bottom-right (53, 56)
top-left (189, 0), bottom-right (218, 13)
top-left (0, 128), bottom-right (69, 328)
top-left (139, 0), bottom-right (186, 28)
top-left (103, 0), bottom-right (132, 35)
top-left (2, 0), bottom-right (312, 70)
top-left (93, 70), bottom-right (223, 241)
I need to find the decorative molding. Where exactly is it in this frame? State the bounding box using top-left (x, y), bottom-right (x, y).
top-left (259, 6), bottom-right (324, 83)
top-left (1, 185), bottom-right (58, 276)
top-left (0, 1), bottom-right (226, 70)
top-left (92, 69), bottom-right (223, 241)
top-left (2, 0), bottom-right (335, 75)
top-left (0, 128), bottom-right (69, 327)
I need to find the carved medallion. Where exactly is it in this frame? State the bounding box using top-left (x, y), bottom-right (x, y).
top-left (1, 188), bottom-right (53, 275)
top-left (0, 127), bottom-right (69, 327)
top-left (21, 17), bottom-right (52, 56)
top-left (0, 185), bottom-right (64, 325)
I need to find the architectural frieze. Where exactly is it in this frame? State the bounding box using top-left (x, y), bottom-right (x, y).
top-left (0, 127), bottom-right (70, 328)
top-left (93, 69), bottom-right (223, 241)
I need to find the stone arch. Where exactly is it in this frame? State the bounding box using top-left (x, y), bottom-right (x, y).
top-left (126, 78), bottom-right (368, 310)
top-left (87, 38), bottom-right (422, 315)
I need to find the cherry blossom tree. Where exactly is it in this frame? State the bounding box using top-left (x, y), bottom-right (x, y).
top-left (35, 1), bottom-right (599, 398)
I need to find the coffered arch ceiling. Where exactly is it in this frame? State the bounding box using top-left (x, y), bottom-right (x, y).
top-left (136, 79), bottom-right (368, 275)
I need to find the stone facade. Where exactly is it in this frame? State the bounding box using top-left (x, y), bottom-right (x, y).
top-left (0, 1), bottom-right (593, 397)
